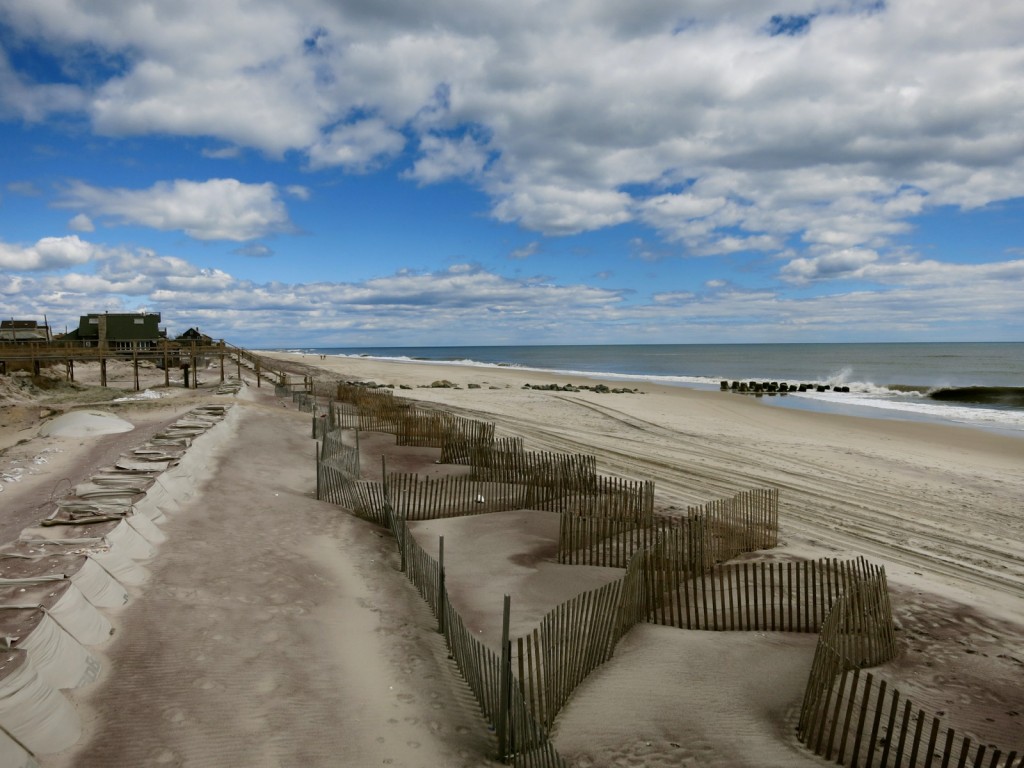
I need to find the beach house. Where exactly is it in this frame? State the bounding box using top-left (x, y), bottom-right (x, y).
top-left (61, 312), bottom-right (166, 352)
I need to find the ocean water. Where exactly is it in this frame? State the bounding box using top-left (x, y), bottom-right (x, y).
top-left (279, 343), bottom-right (1024, 436)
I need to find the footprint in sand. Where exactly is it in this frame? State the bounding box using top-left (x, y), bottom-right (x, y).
top-left (162, 707), bottom-right (187, 724)
top-left (152, 748), bottom-right (178, 764)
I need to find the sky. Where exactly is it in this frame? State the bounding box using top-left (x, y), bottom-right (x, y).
top-left (1, 0), bottom-right (1023, 348)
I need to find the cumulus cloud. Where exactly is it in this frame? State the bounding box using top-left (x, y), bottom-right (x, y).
top-left (491, 184), bottom-right (633, 235)
top-left (0, 46), bottom-right (86, 121)
top-left (58, 178), bottom-right (293, 241)
top-left (0, 235), bottom-right (98, 271)
top-left (2, 231), bottom-right (1022, 345)
top-left (307, 119), bottom-right (406, 172)
top-left (406, 133), bottom-right (490, 184)
top-left (781, 248), bottom-right (880, 283)
top-left (3, 0), bottom-right (1024, 287)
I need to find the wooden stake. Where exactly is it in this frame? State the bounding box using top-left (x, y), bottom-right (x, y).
top-left (497, 594), bottom-right (512, 762)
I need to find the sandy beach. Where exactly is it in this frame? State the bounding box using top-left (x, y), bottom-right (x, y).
top-left (2, 351), bottom-right (1022, 767)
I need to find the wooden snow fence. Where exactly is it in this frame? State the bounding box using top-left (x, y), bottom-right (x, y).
top-left (467, 449), bottom-right (597, 487)
top-left (515, 548), bottom-right (647, 733)
top-left (292, 390), bottom-right (316, 412)
top-left (798, 559), bottom-right (1023, 767)
top-left (694, 487), bottom-right (778, 563)
top-left (333, 384), bottom-right (410, 435)
top-left (439, 417), bottom-right (499, 464)
top-left (396, 519), bottom-right (568, 766)
top-left (384, 472), bottom-right (528, 521)
top-left (452, 436), bottom-right (525, 466)
top-left (316, 430), bottom-right (388, 525)
top-left (379, 472), bottom-right (652, 524)
top-left (315, 400), bottom-right (359, 434)
top-left (801, 669), bottom-right (1023, 768)
top-left (336, 381), bottom-right (394, 406)
top-left (558, 487), bottom-right (777, 569)
top-left (397, 409), bottom-right (495, 454)
top-left (319, 429), bottom-right (360, 477)
top-left (645, 555), bottom-right (886, 633)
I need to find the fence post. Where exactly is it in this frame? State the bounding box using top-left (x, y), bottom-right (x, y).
top-left (438, 536), bottom-right (446, 635)
top-left (497, 594), bottom-right (512, 763)
top-left (315, 441), bottom-right (321, 501)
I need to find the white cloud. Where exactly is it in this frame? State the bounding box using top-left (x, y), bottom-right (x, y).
top-left (202, 146), bottom-right (241, 159)
top-left (3, 0), bottom-right (1024, 268)
top-left (491, 183), bottom-right (633, 235)
top-left (781, 248), bottom-right (880, 283)
top-left (509, 242), bottom-right (540, 260)
top-left (406, 134), bottom-right (489, 184)
top-left (307, 119), bottom-right (406, 172)
top-left (1, 232), bottom-right (1022, 345)
top-left (0, 235), bottom-right (98, 271)
top-left (68, 213), bottom-right (95, 232)
top-left (0, 46), bottom-right (85, 121)
top-left (59, 178), bottom-right (293, 241)
top-left (234, 243), bottom-right (274, 258)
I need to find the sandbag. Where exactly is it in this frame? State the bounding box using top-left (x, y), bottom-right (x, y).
top-left (0, 649), bottom-right (80, 755)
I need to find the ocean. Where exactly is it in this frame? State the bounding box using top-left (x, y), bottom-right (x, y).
top-left (277, 342), bottom-right (1024, 437)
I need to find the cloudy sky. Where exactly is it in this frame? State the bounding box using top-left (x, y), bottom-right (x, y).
top-left (1, 0), bottom-right (1022, 348)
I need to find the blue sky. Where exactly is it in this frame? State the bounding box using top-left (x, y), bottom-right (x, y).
top-left (1, 0), bottom-right (1023, 348)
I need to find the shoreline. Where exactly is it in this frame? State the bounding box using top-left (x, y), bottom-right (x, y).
top-left (263, 349), bottom-right (1024, 444)
top-left (264, 348), bottom-right (1024, 439)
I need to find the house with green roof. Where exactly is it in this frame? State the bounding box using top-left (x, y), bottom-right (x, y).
top-left (62, 312), bottom-right (166, 351)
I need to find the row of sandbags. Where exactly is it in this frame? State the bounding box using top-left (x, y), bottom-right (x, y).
top-left (0, 403), bottom-right (233, 768)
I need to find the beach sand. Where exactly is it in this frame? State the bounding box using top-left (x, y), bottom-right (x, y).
top-left (1, 350), bottom-right (1021, 766)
